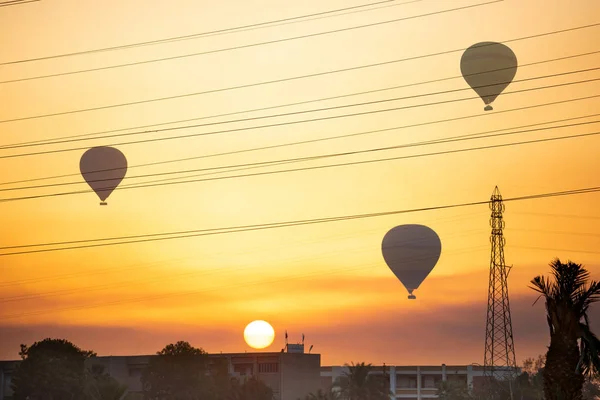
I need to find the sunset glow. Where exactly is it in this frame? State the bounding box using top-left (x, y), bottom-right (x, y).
top-left (1, 0), bottom-right (600, 367)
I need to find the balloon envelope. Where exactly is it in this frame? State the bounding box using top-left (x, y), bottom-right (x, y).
top-left (381, 224), bottom-right (442, 299)
top-left (80, 146), bottom-right (128, 205)
top-left (460, 42), bottom-right (517, 111)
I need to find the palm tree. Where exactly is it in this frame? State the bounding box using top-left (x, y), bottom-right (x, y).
top-left (529, 258), bottom-right (600, 400)
top-left (334, 362), bottom-right (390, 400)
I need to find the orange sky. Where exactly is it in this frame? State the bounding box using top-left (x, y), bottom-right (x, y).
top-left (1, 0), bottom-right (600, 365)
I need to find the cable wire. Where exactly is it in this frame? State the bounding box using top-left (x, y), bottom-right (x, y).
top-left (512, 211), bottom-right (600, 220)
top-left (0, 246), bottom-right (498, 320)
top-left (15, 123), bottom-right (600, 202)
top-left (133, 112), bottom-right (600, 187)
top-left (2, 75), bottom-right (599, 161)
top-left (508, 228), bottom-right (600, 238)
top-left (1, 186), bottom-right (600, 256)
top-left (0, 1), bottom-right (503, 85)
top-left (512, 246), bottom-right (600, 256)
top-left (0, 236), bottom-right (483, 304)
top-left (1, 95), bottom-right (598, 206)
top-left (1, 97), bottom-right (599, 203)
top-left (3, 93), bottom-right (598, 187)
top-left (0, 263), bottom-right (382, 319)
top-left (0, 257), bottom-right (190, 288)
top-left (3, 42), bottom-right (599, 126)
top-left (3, 125), bottom-right (600, 204)
top-left (0, 210), bottom-right (481, 287)
top-left (4, 48), bottom-right (598, 150)
top-left (0, 0), bottom-right (39, 7)
top-left (3, 118), bottom-right (599, 194)
top-left (4, 65), bottom-right (599, 145)
top-left (0, 0), bottom-right (419, 65)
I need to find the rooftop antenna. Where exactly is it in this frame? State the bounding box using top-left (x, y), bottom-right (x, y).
top-left (285, 330), bottom-right (288, 352)
top-left (309, 345), bottom-right (314, 353)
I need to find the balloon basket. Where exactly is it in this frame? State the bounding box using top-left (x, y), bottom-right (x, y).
top-left (100, 202), bottom-right (107, 206)
top-left (484, 105), bottom-right (493, 111)
top-left (408, 294), bottom-right (416, 300)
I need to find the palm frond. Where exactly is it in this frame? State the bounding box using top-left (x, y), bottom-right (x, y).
top-left (577, 322), bottom-right (600, 378)
top-left (575, 281), bottom-right (600, 318)
top-left (530, 276), bottom-right (551, 296)
top-left (549, 259), bottom-right (590, 303)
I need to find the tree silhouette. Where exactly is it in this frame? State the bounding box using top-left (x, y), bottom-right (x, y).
top-left (141, 341), bottom-right (212, 400)
top-left (530, 259), bottom-right (600, 400)
top-left (10, 338), bottom-right (96, 400)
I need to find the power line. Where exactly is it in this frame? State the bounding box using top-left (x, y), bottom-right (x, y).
top-left (4, 48), bottom-right (598, 151)
top-left (83, 126), bottom-right (600, 194)
top-left (0, 263), bottom-right (380, 320)
top-left (8, 240), bottom-right (600, 319)
top-left (508, 228), bottom-right (600, 238)
top-left (3, 65), bottom-right (598, 146)
top-left (511, 211), bottom-right (600, 220)
top-left (2, 249), bottom-right (492, 321)
top-left (0, 236), bottom-right (483, 304)
top-left (3, 41), bottom-right (599, 128)
top-left (0, 210), bottom-right (481, 287)
top-left (1, 185), bottom-right (600, 257)
top-left (0, 257), bottom-right (190, 288)
top-left (3, 93), bottom-right (598, 187)
top-left (2, 75), bottom-right (599, 161)
top-left (135, 113), bottom-right (600, 187)
top-left (0, 0), bottom-right (418, 65)
top-left (512, 246), bottom-right (600, 256)
top-left (0, 214), bottom-right (450, 254)
top-left (3, 118), bottom-right (599, 194)
top-left (1, 98), bottom-right (599, 203)
top-left (4, 123), bottom-right (600, 205)
top-left (0, 245), bottom-right (503, 320)
top-left (0, 0), bottom-right (39, 7)
top-left (0, 1), bottom-right (502, 85)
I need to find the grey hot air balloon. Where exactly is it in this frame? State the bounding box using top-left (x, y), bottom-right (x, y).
top-left (460, 42), bottom-right (518, 111)
top-left (79, 146), bottom-right (128, 205)
top-left (381, 224), bottom-right (442, 299)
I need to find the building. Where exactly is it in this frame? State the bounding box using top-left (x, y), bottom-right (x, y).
top-left (0, 351), bottom-right (321, 400)
top-left (0, 361), bottom-right (17, 400)
top-left (320, 364), bottom-right (517, 400)
top-left (1, 352), bottom-right (518, 400)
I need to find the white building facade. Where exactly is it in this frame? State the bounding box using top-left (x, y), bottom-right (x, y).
top-left (320, 364), bottom-right (516, 400)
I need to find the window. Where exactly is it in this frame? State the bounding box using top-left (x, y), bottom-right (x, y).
top-left (234, 363), bottom-right (253, 375)
top-left (397, 376), bottom-right (410, 388)
top-left (128, 367), bottom-right (143, 377)
top-left (423, 376), bottom-right (436, 388)
top-left (258, 363), bottom-right (278, 373)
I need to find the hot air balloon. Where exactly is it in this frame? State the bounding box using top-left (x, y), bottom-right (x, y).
top-left (381, 224), bottom-right (442, 299)
top-left (460, 42), bottom-right (518, 111)
top-left (79, 146), bottom-right (128, 205)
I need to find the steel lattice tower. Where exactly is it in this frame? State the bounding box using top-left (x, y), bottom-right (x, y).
top-left (482, 187), bottom-right (517, 399)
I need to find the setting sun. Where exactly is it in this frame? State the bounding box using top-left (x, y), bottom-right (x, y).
top-left (243, 320), bottom-right (275, 349)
